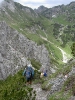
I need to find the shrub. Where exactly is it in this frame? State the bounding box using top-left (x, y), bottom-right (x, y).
top-left (0, 70), bottom-right (36, 100)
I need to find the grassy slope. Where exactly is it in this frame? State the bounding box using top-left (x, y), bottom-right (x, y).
top-left (51, 14), bottom-right (74, 57)
top-left (0, 9), bottom-right (64, 64)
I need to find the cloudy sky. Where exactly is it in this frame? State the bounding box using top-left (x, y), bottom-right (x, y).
top-left (0, 0), bottom-right (74, 9)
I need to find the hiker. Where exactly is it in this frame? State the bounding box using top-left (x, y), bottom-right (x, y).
top-left (40, 71), bottom-right (44, 78)
top-left (40, 69), bottom-right (47, 78)
top-left (43, 70), bottom-right (47, 77)
top-left (23, 64), bottom-right (34, 84)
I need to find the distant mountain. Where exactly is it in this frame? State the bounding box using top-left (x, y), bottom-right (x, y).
top-left (34, 5), bottom-right (48, 13)
top-left (35, 1), bottom-right (75, 22)
top-left (35, 2), bottom-right (75, 46)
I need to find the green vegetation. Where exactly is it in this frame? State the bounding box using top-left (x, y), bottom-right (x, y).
top-left (62, 42), bottom-right (72, 57)
top-left (60, 25), bottom-right (75, 47)
top-left (25, 33), bottom-right (43, 45)
top-left (53, 23), bottom-right (62, 38)
top-left (48, 57), bottom-right (75, 99)
top-left (62, 66), bottom-right (72, 75)
top-left (0, 0), bottom-right (75, 48)
top-left (0, 1), bottom-right (75, 99)
top-left (41, 81), bottom-right (52, 90)
top-left (47, 62), bottom-right (75, 100)
top-left (63, 74), bottom-right (75, 96)
top-left (0, 0), bottom-right (74, 64)
top-left (52, 15), bottom-right (70, 25)
top-left (62, 56), bottom-right (75, 75)
top-left (71, 42), bottom-right (75, 57)
top-left (30, 58), bottom-right (41, 70)
top-left (48, 91), bottom-right (71, 100)
top-left (33, 70), bottom-right (46, 85)
top-left (44, 41), bottom-right (63, 64)
top-left (0, 70), bottom-right (36, 100)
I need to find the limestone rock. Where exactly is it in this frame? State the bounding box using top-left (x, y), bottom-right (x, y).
top-left (0, 21), bottom-right (51, 80)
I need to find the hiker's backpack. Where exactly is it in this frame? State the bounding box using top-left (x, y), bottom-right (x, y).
top-left (44, 72), bottom-right (47, 77)
top-left (26, 67), bottom-right (32, 78)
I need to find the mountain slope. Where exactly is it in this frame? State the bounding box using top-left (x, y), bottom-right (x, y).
top-left (0, 1), bottom-right (75, 100)
top-left (0, 21), bottom-right (51, 80)
top-left (36, 1), bottom-right (75, 23)
top-left (35, 2), bottom-right (75, 46)
top-left (0, 0), bottom-right (73, 64)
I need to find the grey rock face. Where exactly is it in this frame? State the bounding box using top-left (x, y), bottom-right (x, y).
top-left (0, 21), bottom-right (51, 80)
top-left (0, 0), bottom-right (15, 12)
top-left (69, 96), bottom-right (75, 100)
top-left (48, 75), bottom-right (65, 94)
top-left (68, 67), bottom-right (75, 76)
top-left (34, 6), bottom-right (48, 13)
top-left (31, 84), bottom-right (49, 100)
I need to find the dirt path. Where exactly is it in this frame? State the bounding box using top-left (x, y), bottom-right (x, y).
top-left (40, 35), bottom-right (71, 63)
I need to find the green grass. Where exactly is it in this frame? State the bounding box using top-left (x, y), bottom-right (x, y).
top-left (52, 15), bottom-right (73, 25)
top-left (25, 33), bottom-right (43, 45)
top-left (44, 41), bottom-right (63, 64)
top-left (63, 42), bottom-right (73, 54)
top-left (41, 80), bottom-right (52, 90)
top-left (30, 58), bottom-right (41, 70)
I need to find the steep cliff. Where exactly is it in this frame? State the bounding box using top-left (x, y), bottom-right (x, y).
top-left (0, 21), bottom-right (51, 80)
